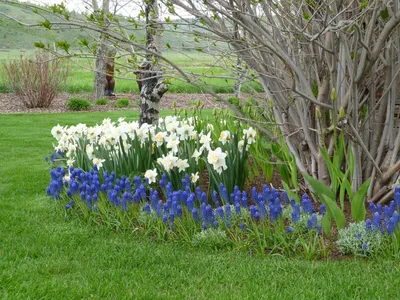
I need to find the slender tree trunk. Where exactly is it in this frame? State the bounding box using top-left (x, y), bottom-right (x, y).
top-left (140, 0), bottom-right (168, 125)
top-left (94, 39), bottom-right (108, 99)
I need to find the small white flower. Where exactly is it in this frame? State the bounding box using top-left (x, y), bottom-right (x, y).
top-left (63, 175), bottom-right (70, 183)
top-left (51, 124), bottom-right (64, 140)
top-left (176, 159), bottom-right (189, 172)
top-left (157, 153), bottom-right (178, 172)
top-left (191, 172), bottom-right (199, 183)
top-left (86, 144), bottom-right (94, 160)
top-left (192, 148), bottom-right (203, 163)
top-left (243, 127), bottom-right (257, 144)
top-left (199, 132), bottom-right (212, 150)
top-left (144, 168), bottom-right (158, 184)
top-left (67, 159), bottom-right (75, 166)
top-left (92, 157), bottom-right (105, 168)
top-left (219, 130), bottom-right (231, 145)
top-left (206, 123), bottom-right (214, 131)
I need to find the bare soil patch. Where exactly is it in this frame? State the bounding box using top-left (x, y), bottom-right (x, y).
top-left (0, 92), bottom-right (232, 114)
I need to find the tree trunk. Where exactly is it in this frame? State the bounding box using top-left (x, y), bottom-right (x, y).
top-left (94, 39), bottom-right (108, 100)
top-left (139, 0), bottom-right (168, 125)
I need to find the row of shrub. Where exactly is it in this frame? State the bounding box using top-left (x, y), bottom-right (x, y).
top-left (68, 97), bottom-right (131, 111)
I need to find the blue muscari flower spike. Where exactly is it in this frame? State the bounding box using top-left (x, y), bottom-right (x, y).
top-left (257, 194), bottom-right (263, 206)
top-left (162, 214), bottom-right (168, 224)
top-left (80, 191), bottom-right (85, 201)
top-left (201, 192), bottom-right (207, 204)
top-left (235, 202), bottom-right (241, 215)
top-left (292, 203), bottom-right (301, 223)
top-left (362, 242), bottom-right (368, 253)
top-left (163, 203), bottom-right (169, 215)
top-left (230, 193), bottom-right (235, 204)
top-left (134, 176), bottom-right (141, 189)
top-left (307, 213), bottom-right (318, 230)
top-left (172, 200), bottom-right (177, 214)
top-left (156, 200), bottom-right (163, 216)
top-left (395, 192), bottom-right (400, 210)
top-left (356, 233), bottom-right (361, 240)
top-left (200, 203), bottom-right (206, 221)
top-left (221, 187), bottom-right (228, 203)
top-left (254, 211), bottom-right (260, 220)
top-left (366, 219), bottom-right (372, 231)
top-left (65, 200), bottom-right (75, 210)
top-left (319, 204), bottom-right (326, 215)
top-left (250, 205), bottom-right (256, 218)
top-left (202, 222), bottom-right (207, 230)
top-left (369, 202), bottom-right (376, 213)
top-left (282, 191), bottom-right (289, 205)
top-left (159, 179), bottom-right (165, 189)
top-left (234, 196), bottom-right (240, 205)
top-left (251, 187), bottom-right (258, 202)
top-left (206, 205), bottom-right (213, 219)
top-left (373, 212), bottom-right (381, 230)
top-left (259, 201), bottom-right (267, 219)
top-left (196, 186), bottom-right (202, 201)
top-left (86, 195), bottom-right (92, 209)
top-left (169, 212), bottom-right (175, 223)
top-left (216, 206), bottom-right (224, 219)
top-left (286, 226), bottom-right (293, 233)
top-left (212, 190), bottom-right (219, 204)
top-left (225, 203), bottom-right (231, 220)
top-left (187, 194), bottom-right (194, 212)
top-left (384, 206), bottom-right (391, 221)
top-left (192, 208), bottom-right (199, 222)
top-left (290, 197), bottom-right (296, 208)
top-left (241, 195), bottom-right (248, 208)
top-left (376, 204), bottom-right (382, 215)
top-left (212, 221), bottom-right (218, 228)
top-left (393, 211), bottom-right (399, 226)
top-left (389, 201), bottom-right (395, 216)
top-left (240, 223), bottom-right (245, 231)
top-left (388, 217), bottom-right (395, 234)
top-left (142, 203), bottom-right (151, 214)
top-left (177, 205), bottom-right (182, 217)
top-left (162, 173), bottom-right (167, 183)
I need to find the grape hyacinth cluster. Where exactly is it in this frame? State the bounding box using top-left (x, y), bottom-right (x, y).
top-left (47, 166), bottom-right (325, 234)
top-left (366, 187), bottom-right (400, 235)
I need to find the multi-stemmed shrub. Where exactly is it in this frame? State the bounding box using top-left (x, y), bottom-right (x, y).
top-left (95, 98), bottom-right (108, 105)
top-left (2, 51), bottom-right (68, 108)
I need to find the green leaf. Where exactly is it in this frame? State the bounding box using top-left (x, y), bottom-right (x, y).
top-left (34, 41), bottom-right (45, 49)
top-left (351, 179), bottom-right (370, 222)
top-left (380, 8), bottom-right (389, 21)
top-left (303, 174), bottom-right (346, 229)
top-left (39, 19), bottom-right (52, 29)
top-left (360, 0), bottom-right (368, 8)
top-left (322, 214), bottom-right (332, 235)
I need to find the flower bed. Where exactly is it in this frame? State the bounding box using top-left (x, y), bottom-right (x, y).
top-left (46, 116), bottom-right (400, 259)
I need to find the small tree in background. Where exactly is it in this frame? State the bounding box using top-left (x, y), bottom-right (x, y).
top-left (2, 51), bottom-right (68, 108)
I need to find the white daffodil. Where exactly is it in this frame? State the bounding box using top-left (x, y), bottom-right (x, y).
top-left (219, 130), bottom-right (231, 145)
top-left (153, 132), bottom-right (167, 146)
top-left (192, 148), bottom-right (203, 163)
top-left (165, 133), bottom-right (180, 154)
top-left (86, 144), bottom-right (94, 160)
top-left (199, 132), bottom-right (212, 150)
top-left (243, 127), bottom-right (257, 144)
top-left (157, 153), bottom-right (178, 172)
top-left (177, 124), bottom-right (194, 141)
top-left (92, 157), bottom-right (105, 168)
top-left (66, 143), bottom-right (77, 158)
top-left (207, 147), bottom-right (227, 174)
top-left (206, 123), bottom-right (214, 131)
top-left (191, 172), bottom-right (199, 183)
top-left (51, 124), bottom-right (64, 140)
top-left (238, 140), bottom-right (249, 153)
top-left (176, 158), bottom-right (189, 172)
top-left (144, 168), bottom-right (158, 184)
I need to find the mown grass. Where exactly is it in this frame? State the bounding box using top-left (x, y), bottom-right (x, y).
top-left (1, 111), bottom-right (400, 299)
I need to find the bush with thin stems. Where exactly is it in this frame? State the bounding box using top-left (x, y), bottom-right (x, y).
top-left (2, 51), bottom-right (68, 108)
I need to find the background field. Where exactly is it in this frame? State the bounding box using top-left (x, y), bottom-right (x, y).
top-left (1, 111), bottom-right (400, 299)
top-left (0, 49), bottom-right (263, 94)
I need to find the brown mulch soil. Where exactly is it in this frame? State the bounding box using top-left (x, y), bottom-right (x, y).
top-left (0, 92), bottom-right (234, 114)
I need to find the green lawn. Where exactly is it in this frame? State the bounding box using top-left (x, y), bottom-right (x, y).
top-left (1, 111), bottom-right (400, 299)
